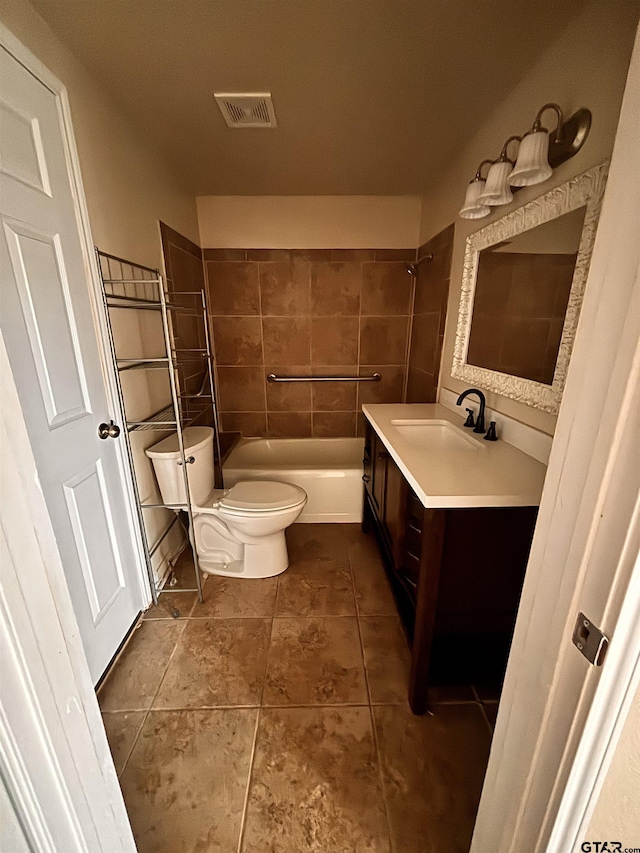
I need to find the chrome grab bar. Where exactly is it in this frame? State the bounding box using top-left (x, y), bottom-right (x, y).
top-left (267, 373), bottom-right (381, 383)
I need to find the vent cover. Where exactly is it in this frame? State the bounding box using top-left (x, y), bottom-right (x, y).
top-left (214, 93), bottom-right (277, 128)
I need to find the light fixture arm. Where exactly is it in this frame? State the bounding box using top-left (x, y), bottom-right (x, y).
top-left (473, 158), bottom-right (494, 181)
top-left (498, 135), bottom-right (522, 163)
top-left (532, 103), bottom-right (564, 143)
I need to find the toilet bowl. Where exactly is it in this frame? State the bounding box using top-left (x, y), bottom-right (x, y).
top-left (145, 427), bottom-right (307, 578)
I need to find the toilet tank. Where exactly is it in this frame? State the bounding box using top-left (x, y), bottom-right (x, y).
top-left (145, 426), bottom-right (214, 507)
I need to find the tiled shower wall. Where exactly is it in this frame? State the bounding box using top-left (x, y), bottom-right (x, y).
top-left (406, 225), bottom-right (454, 403)
top-left (204, 248), bottom-right (417, 438)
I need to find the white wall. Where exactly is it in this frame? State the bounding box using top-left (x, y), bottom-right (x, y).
top-left (587, 681), bottom-right (640, 847)
top-left (1, 0), bottom-right (199, 267)
top-left (1, 0), bottom-right (199, 581)
top-left (422, 0), bottom-right (638, 436)
top-left (196, 195), bottom-right (422, 248)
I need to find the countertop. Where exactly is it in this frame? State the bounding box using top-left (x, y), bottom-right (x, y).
top-left (362, 403), bottom-right (547, 509)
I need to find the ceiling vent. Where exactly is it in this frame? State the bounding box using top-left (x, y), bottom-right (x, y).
top-left (214, 93), bottom-right (277, 128)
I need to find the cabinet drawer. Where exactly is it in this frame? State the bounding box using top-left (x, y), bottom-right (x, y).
top-left (403, 549), bottom-right (421, 583)
top-left (406, 491), bottom-right (424, 528)
top-left (404, 522), bottom-right (423, 558)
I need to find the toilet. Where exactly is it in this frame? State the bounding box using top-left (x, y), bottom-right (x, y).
top-left (145, 427), bottom-right (307, 578)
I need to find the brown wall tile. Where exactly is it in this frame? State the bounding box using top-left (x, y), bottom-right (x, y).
top-left (311, 368), bottom-right (358, 411)
top-left (408, 312), bottom-right (440, 375)
top-left (330, 249), bottom-right (374, 261)
top-left (216, 367), bottom-right (265, 412)
top-left (220, 412), bottom-right (267, 436)
top-left (206, 262), bottom-right (260, 315)
top-left (359, 316), bottom-right (409, 365)
top-left (407, 224), bottom-right (454, 403)
top-left (406, 367), bottom-right (437, 403)
top-left (361, 263), bottom-right (413, 315)
top-left (246, 249), bottom-right (292, 261)
top-left (203, 246), bottom-right (420, 437)
top-left (260, 259), bottom-right (311, 316)
top-left (266, 366), bottom-right (312, 411)
top-left (203, 249), bottom-right (247, 262)
top-left (311, 317), bottom-right (359, 365)
top-left (311, 263), bottom-right (360, 316)
top-left (212, 317), bottom-right (263, 365)
top-left (374, 249), bottom-right (416, 262)
top-left (357, 366), bottom-right (405, 406)
top-left (418, 223), bottom-right (454, 260)
top-left (262, 317), bottom-right (311, 365)
top-left (267, 412), bottom-right (312, 437)
top-left (312, 411), bottom-right (357, 437)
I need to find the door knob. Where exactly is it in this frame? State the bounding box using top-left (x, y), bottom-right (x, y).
top-left (98, 420), bottom-right (121, 439)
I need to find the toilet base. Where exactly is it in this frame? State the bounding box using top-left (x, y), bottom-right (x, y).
top-left (195, 531), bottom-right (290, 579)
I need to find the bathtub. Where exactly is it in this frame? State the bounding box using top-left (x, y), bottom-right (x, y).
top-left (223, 437), bottom-right (365, 523)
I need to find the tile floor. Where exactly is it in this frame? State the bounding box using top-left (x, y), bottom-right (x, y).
top-left (99, 524), bottom-right (495, 853)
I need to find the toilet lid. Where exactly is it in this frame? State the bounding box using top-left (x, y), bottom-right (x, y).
top-left (220, 480), bottom-right (307, 512)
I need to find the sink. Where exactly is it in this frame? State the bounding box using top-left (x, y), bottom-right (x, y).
top-left (390, 419), bottom-right (480, 450)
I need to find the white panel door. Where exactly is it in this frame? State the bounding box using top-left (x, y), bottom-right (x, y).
top-left (0, 44), bottom-right (144, 682)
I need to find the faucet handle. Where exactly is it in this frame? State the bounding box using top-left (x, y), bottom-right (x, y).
top-left (484, 421), bottom-right (498, 441)
top-left (463, 408), bottom-right (475, 428)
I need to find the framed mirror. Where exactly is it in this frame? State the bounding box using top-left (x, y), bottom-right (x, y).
top-left (452, 163), bottom-right (608, 413)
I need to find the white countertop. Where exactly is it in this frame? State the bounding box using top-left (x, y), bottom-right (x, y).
top-left (362, 403), bottom-right (547, 509)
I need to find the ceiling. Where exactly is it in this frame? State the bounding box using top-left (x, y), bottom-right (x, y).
top-left (31, 0), bottom-right (588, 195)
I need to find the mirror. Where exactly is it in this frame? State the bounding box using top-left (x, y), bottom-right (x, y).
top-left (452, 164), bottom-right (607, 413)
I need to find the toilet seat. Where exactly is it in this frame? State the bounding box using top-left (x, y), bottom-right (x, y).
top-left (197, 480), bottom-right (307, 515)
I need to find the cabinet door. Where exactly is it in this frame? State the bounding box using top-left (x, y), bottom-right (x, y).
top-left (372, 433), bottom-right (387, 516)
top-left (363, 421), bottom-right (373, 497)
top-left (383, 454), bottom-right (408, 568)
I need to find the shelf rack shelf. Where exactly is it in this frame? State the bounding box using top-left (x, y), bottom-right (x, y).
top-left (97, 248), bottom-right (223, 606)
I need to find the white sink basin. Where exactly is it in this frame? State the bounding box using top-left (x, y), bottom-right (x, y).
top-left (390, 419), bottom-right (480, 450)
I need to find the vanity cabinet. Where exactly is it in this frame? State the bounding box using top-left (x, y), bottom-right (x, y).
top-left (362, 419), bottom-right (538, 714)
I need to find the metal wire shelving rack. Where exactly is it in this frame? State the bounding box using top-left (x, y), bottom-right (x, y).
top-left (96, 249), bottom-right (222, 606)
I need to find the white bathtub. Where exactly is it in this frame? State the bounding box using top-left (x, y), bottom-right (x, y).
top-left (222, 437), bottom-right (365, 523)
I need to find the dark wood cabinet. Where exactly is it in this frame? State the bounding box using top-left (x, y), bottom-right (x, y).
top-left (362, 420), bottom-right (538, 714)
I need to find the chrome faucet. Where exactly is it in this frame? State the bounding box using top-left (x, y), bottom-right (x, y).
top-left (456, 388), bottom-right (486, 434)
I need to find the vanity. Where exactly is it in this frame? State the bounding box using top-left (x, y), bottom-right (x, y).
top-left (362, 403), bottom-right (547, 714)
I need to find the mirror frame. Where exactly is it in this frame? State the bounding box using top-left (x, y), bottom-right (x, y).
top-left (451, 162), bottom-right (608, 413)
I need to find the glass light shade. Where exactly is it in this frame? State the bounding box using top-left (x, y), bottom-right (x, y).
top-left (479, 160), bottom-right (514, 205)
top-left (508, 130), bottom-right (553, 186)
top-left (459, 179), bottom-right (491, 219)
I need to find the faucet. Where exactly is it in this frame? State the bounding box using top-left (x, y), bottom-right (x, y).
top-left (456, 388), bottom-right (486, 434)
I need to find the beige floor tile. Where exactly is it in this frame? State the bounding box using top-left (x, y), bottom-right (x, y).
top-left (98, 620), bottom-right (185, 711)
top-left (286, 522), bottom-right (348, 562)
top-left (142, 590), bottom-right (196, 620)
top-left (426, 684), bottom-right (476, 703)
top-left (373, 703), bottom-right (491, 853)
top-left (153, 618), bottom-right (271, 708)
top-left (102, 711), bottom-right (145, 775)
top-left (121, 709), bottom-right (257, 853)
top-left (276, 558), bottom-right (355, 616)
top-left (143, 548), bottom-right (200, 619)
top-left (263, 617), bottom-right (367, 705)
top-left (242, 707), bottom-right (390, 852)
top-left (360, 616), bottom-right (411, 704)
top-left (191, 575), bottom-right (278, 618)
top-left (350, 544), bottom-right (396, 616)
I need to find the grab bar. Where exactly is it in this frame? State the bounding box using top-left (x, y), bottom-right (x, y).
top-left (267, 373), bottom-right (381, 383)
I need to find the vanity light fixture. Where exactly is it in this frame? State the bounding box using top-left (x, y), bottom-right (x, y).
top-left (459, 102), bottom-right (592, 219)
top-left (479, 136), bottom-right (521, 206)
top-left (459, 159), bottom-right (493, 220)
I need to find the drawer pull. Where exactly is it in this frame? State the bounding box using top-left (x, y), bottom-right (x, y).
top-left (407, 523), bottom-right (422, 535)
